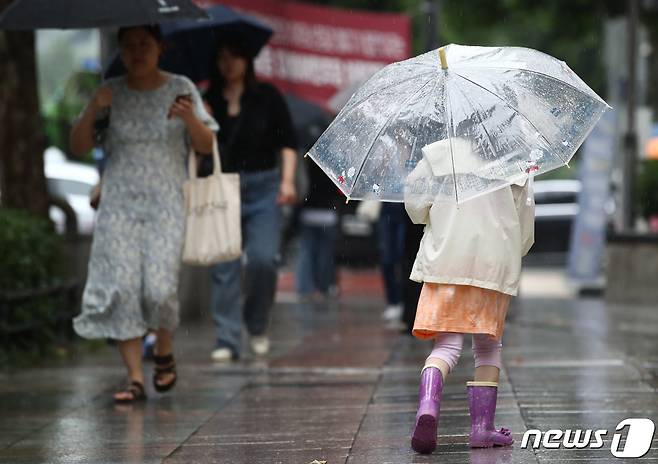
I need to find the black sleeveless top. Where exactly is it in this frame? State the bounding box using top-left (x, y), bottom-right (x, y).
top-left (204, 82), bottom-right (297, 173)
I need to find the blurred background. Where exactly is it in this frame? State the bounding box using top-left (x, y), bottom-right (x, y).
top-left (2, 0), bottom-right (658, 362)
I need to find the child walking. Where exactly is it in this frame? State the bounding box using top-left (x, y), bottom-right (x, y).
top-left (405, 138), bottom-right (535, 454)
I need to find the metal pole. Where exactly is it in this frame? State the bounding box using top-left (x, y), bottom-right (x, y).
top-left (622, 0), bottom-right (639, 232)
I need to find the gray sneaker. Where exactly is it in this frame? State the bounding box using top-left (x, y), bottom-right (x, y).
top-left (211, 347), bottom-right (232, 362)
top-left (211, 344), bottom-right (237, 362)
top-left (250, 336), bottom-right (270, 356)
top-left (382, 304), bottom-right (403, 321)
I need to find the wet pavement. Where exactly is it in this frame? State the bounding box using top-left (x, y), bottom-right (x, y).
top-left (1, 267), bottom-right (657, 463)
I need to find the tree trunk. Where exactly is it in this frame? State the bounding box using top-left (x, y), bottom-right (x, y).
top-left (0, 1), bottom-right (49, 218)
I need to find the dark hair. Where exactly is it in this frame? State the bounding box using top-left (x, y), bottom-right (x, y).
top-left (207, 36), bottom-right (257, 94)
top-left (117, 25), bottom-right (164, 44)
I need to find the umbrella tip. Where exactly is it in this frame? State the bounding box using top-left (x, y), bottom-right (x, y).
top-left (439, 47), bottom-right (448, 70)
top-left (345, 196), bottom-right (350, 204)
top-left (304, 152), bottom-right (309, 158)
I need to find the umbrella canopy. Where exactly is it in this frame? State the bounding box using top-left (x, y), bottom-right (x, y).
top-left (105, 5), bottom-right (272, 82)
top-left (0, 0), bottom-right (208, 30)
top-left (307, 44), bottom-right (610, 204)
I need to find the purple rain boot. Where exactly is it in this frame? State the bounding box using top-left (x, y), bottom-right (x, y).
top-left (411, 367), bottom-right (443, 454)
top-left (467, 382), bottom-right (514, 448)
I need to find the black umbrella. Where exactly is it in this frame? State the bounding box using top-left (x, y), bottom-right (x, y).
top-left (284, 94), bottom-right (332, 153)
top-left (0, 0), bottom-right (209, 29)
top-left (105, 5), bottom-right (272, 82)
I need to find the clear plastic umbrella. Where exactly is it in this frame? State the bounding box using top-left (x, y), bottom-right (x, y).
top-left (306, 44), bottom-right (610, 203)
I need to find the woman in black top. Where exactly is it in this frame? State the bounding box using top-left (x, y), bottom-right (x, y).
top-left (204, 37), bottom-right (297, 361)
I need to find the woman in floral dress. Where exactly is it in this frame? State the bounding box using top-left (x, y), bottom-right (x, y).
top-left (70, 25), bottom-right (217, 402)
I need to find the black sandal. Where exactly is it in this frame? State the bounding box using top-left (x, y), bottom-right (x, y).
top-left (153, 353), bottom-right (177, 393)
top-left (114, 381), bottom-right (147, 403)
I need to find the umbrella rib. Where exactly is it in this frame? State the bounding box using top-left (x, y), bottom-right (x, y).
top-left (452, 71), bottom-right (569, 166)
top-left (452, 80), bottom-right (498, 173)
top-left (407, 78), bottom-right (442, 176)
top-left (444, 80), bottom-right (459, 205)
top-left (340, 70), bottom-right (435, 116)
top-left (349, 76), bottom-right (436, 199)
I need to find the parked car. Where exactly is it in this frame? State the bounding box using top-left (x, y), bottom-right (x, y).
top-left (45, 147), bottom-right (99, 235)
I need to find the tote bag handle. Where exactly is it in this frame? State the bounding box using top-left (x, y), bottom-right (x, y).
top-left (188, 137), bottom-right (223, 180)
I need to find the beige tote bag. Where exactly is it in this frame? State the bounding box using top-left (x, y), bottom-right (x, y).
top-left (182, 138), bottom-right (241, 265)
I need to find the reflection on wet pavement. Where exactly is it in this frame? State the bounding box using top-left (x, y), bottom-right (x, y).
top-left (1, 270), bottom-right (657, 463)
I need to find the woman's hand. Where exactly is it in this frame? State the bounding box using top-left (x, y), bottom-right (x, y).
top-left (277, 179), bottom-right (297, 205)
top-left (169, 96), bottom-right (196, 125)
top-left (91, 86), bottom-right (112, 112)
top-left (177, 94), bottom-right (214, 153)
top-left (70, 86), bottom-right (112, 156)
top-left (278, 148), bottom-right (297, 205)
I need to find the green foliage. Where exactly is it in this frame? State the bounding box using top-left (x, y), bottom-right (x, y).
top-left (537, 160), bottom-right (580, 181)
top-left (439, 0), bottom-right (609, 98)
top-left (42, 70), bottom-right (100, 158)
top-left (0, 209), bottom-right (61, 290)
top-left (0, 209), bottom-right (64, 366)
top-left (637, 160), bottom-right (658, 218)
top-left (0, 296), bottom-right (65, 367)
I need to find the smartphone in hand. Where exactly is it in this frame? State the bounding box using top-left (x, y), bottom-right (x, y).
top-left (168, 93), bottom-right (193, 119)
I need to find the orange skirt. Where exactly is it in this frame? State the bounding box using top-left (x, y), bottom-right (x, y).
top-left (412, 283), bottom-right (510, 341)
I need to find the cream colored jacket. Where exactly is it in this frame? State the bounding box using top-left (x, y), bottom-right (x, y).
top-left (405, 140), bottom-right (535, 296)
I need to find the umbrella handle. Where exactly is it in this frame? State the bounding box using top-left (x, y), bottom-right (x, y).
top-left (439, 47), bottom-right (448, 70)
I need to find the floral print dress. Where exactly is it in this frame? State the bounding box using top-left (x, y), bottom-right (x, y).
top-left (74, 74), bottom-right (218, 340)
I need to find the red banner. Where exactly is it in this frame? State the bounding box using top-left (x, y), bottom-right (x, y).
top-left (200, 0), bottom-right (411, 112)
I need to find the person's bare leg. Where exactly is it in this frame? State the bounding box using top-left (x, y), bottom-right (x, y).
top-left (155, 328), bottom-right (173, 356)
top-left (474, 365), bottom-right (500, 383)
top-left (115, 338), bottom-right (144, 401)
top-left (154, 328), bottom-right (175, 387)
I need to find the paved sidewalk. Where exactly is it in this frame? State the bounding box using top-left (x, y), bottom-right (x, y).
top-left (1, 268), bottom-right (657, 463)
